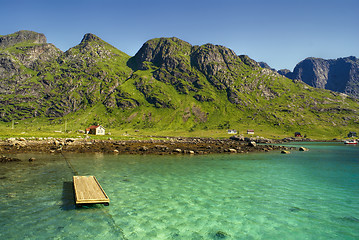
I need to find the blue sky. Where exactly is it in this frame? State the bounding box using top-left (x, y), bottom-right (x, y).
top-left (1, 0), bottom-right (358, 70)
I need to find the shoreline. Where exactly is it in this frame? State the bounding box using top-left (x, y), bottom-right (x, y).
top-left (0, 137), bottom-right (292, 156)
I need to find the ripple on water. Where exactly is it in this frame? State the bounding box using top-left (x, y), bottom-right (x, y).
top-left (0, 146), bottom-right (358, 239)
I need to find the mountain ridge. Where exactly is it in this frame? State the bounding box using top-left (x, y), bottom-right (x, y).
top-left (0, 30), bottom-right (358, 135)
top-left (273, 56), bottom-right (359, 99)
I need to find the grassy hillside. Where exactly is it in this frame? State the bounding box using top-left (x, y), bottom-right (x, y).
top-left (0, 32), bottom-right (358, 139)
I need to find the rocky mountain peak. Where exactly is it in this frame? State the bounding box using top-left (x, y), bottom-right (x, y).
top-left (277, 56), bottom-right (359, 98)
top-left (0, 30), bottom-right (46, 48)
top-left (63, 33), bottom-right (124, 62)
top-left (277, 69), bottom-right (292, 78)
top-left (133, 37), bottom-right (192, 70)
top-left (192, 44), bottom-right (237, 62)
top-left (238, 55), bottom-right (260, 68)
top-left (346, 56), bottom-right (358, 62)
top-left (80, 33), bottom-right (102, 43)
top-left (292, 57), bottom-right (331, 89)
top-left (258, 62), bottom-right (271, 69)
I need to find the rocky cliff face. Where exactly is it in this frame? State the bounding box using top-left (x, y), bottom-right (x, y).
top-left (133, 37), bottom-right (192, 70)
top-left (277, 57), bottom-right (359, 98)
top-left (0, 30), bottom-right (61, 80)
top-left (0, 30), bottom-right (46, 48)
top-left (0, 31), bottom-right (64, 120)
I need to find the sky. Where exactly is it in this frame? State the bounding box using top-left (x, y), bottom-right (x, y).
top-left (1, 0), bottom-right (358, 70)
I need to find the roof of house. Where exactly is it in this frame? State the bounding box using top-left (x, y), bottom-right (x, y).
top-left (86, 125), bottom-right (103, 131)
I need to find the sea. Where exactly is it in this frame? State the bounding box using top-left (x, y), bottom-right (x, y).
top-left (0, 142), bottom-right (358, 239)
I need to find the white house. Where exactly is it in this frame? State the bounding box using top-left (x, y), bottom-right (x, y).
top-left (247, 129), bottom-right (254, 135)
top-left (227, 129), bottom-right (237, 134)
top-left (86, 125), bottom-right (105, 135)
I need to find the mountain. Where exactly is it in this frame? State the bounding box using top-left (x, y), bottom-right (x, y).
top-left (258, 62), bottom-right (275, 71)
top-left (278, 57), bottom-right (359, 99)
top-left (0, 30), bottom-right (132, 120)
top-left (1, 31), bottom-right (359, 135)
top-left (0, 30), bottom-right (63, 119)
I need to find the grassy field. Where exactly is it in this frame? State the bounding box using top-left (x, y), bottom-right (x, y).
top-left (0, 114), bottom-right (355, 141)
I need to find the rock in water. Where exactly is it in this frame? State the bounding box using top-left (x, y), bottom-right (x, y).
top-left (289, 206), bottom-right (301, 212)
top-left (215, 231), bottom-right (230, 239)
top-left (281, 150), bottom-right (291, 154)
top-left (0, 156), bottom-right (21, 163)
top-left (299, 147), bottom-right (309, 151)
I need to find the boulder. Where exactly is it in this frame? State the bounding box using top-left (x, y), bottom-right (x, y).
top-left (248, 141), bottom-right (257, 147)
top-left (140, 146), bottom-right (148, 151)
top-left (173, 148), bottom-right (182, 153)
top-left (299, 147), bottom-right (309, 151)
top-left (215, 230), bottom-right (230, 238)
top-left (229, 148), bottom-right (237, 153)
top-left (229, 135), bottom-right (244, 141)
top-left (281, 150), bottom-right (291, 154)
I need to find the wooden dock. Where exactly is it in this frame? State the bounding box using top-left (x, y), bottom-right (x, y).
top-left (73, 176), bottom-right (110, 205)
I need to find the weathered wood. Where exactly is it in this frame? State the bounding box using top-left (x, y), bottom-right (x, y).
top-left (73, 176), bottom-right (110, 205)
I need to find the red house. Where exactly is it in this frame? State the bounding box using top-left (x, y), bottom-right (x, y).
top-left (294, 132), bottom-right (302, 137)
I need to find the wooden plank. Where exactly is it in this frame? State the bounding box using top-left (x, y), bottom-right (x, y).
top-left (73, 176), bottom-right (110, 205)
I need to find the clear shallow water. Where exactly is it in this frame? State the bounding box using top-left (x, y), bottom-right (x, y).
top-left (0, 143), bottom-right (358, 239)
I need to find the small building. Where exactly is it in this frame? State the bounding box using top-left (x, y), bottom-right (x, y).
top-left (247, 129), bottom-right (254, 135)
top-left (86, 125), bottom-right (105, 135)
top-left (227, 129), bottom-right (237, 134)
top-left (348, 131), bottom-right (357, 138)
top-left (294, 132), bottom-right (302, 137)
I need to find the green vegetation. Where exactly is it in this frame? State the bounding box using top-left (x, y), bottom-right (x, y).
top-left (0, 31), bottom-right (358, 140)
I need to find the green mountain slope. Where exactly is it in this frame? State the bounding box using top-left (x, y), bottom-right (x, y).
top-left (114, 37), bottom-right (359, 133)
top-left (0, 31), bottom-right (358, 137)
top-left (0, 31), bottom-right (132, 120)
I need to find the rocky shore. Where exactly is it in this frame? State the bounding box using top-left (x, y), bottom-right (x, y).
top-left (0, 136), bottom-right (292, 156)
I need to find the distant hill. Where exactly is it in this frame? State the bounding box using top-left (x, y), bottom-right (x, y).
top-left (277, 57), bottom-right (359, 99)
top-left (1, 30), bottom-right (359, 134)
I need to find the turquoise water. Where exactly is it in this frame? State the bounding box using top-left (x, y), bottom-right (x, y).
top-left (0, 143), bottom-right (358, 239)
